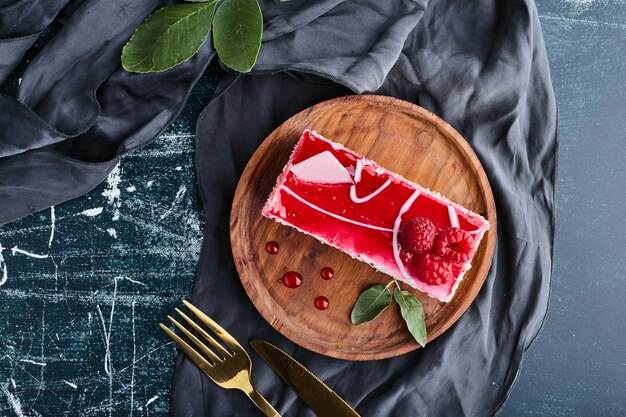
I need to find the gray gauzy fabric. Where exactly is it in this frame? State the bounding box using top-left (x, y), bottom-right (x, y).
top-left (171, 0), bottom-right (557, 416)
top-left (0, 0), bottom-right (214, 225)
top-left (0, 0), bottom-right (70, 82)
top-left (1, 0), bottom-right (556, 416)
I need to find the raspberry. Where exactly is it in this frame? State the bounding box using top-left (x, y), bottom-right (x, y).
top-left (433, 227), bottom-right (474, 263)
top-left (414, 253), bottom-right (453, 286)
top-left (400, 217), bottom-right (436, 254)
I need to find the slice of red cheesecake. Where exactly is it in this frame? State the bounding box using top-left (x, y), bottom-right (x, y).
top-left (262, 130), bottom-right (489, 302)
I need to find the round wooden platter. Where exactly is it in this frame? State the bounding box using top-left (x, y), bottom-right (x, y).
top-left (230, 95), bottom-right (496, 360)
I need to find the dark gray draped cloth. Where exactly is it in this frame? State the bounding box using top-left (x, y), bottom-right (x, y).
top-left (0, 0), bottom-right (556, 416)
top-left (0, 0), bottom-right (214, 224)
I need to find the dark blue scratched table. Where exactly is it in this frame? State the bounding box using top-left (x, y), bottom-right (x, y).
top-left (1, 1), bottom-right (625, 416)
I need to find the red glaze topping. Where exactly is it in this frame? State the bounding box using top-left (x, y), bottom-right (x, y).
top-left (320, 267), bottom-right (334, 280)
top-left (265, 241), bottom-right (279, 254)
top-left (282, 271), bottom-right (302, 288)
top-left (314, 296), bottom-right (329, 310)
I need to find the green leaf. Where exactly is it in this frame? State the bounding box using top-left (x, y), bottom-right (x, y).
top-left (350, 284), bottom-right (392, 325)
top-left (394, 288), bottom-right (427, 347)
top-left (212, 0), bottom-right (263, 72)
top-left (122, 2), bottom-right (216, 73)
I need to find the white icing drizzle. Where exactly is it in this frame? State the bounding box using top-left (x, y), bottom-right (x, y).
top-left (280, 185), bottom-right (394, 232)
top-left (349, 159), bottom-right (392, 203)
top-left (392, 190), bottom-right (421, 281)
top-left (448, 205), bottom-right (460, 228)
top-left (350, 179), bottom-right (392, 203)
top-left (467, 225), bottom-right (486, 235)
top-left (448, 204), bottom-right (487, 235)
top-left (353, 159), bottom-right (363, 182)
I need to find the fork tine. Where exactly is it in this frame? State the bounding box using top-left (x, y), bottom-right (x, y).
top-left (183, 300), bottom-right (243, 352)
top-left (168, 316), bottom-right (223, 364)
top-left (175, 308), bottom-right (232, 358)
top-left (159, 324), bottom-right (213, 373)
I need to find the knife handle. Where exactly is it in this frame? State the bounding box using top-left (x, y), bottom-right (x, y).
top-left (245, 387), bottom-right (281, 417)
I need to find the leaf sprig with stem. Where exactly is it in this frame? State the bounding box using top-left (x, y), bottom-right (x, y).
top-left (122, 0), bottom-right (263, 74)
top-left (351, 279), bottom-right (427, 347)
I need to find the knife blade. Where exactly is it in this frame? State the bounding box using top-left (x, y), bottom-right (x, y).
top-left (251, 340), bottom-right (361, 417)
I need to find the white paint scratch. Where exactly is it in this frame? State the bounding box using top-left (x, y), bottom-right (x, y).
top-left (97, 304), bottom-right (114, 377)
top-left (540, 14), bottom-right (626, 30)
top-left (97, 277), bottom-right (123, 417)
top-left (130, 302), bottom-right (136, 417)
top-left (10, 378), bottom-right (15, 389)
top-left (159, 185), bottom-right (187, 220)
top-left (146, 395), bottom-right (159, 407)
top-left (63, 380), bottom-right (78, 389)
top-left (561, 0), bottom-right (611, 13)
top-left (3, 287), bottom-right (180, 307)
top-left (117, 342), bottom-right (173, 374)
top-left (39, 308), bottom-right (45, 391)
top-left (20, 359), bottom-right (46, 366)
top-left (175, 166), bottom-right (182, 171)
top-left (159, 133), bottom-right (194, 140)
top-left (126, 186), bottom-right (136, 192)
top-left (10, 246), bottom-right (48, 259)
top-left (2, 384), bottom-right (25, 417)
top-left (102, 164), bottom-right (122, 221)
top-left (51, 257), bottom-right (58, 290)
top-left (80, 207), bottom-right (103, 217)
top-left (29, 409), bottom-right (43, 417)
top-left (97, 303), bottom-right (114, 417)
top-left (117, 212), bottom-right (201, 253)
top-left (116, 276), bottom-right (147, 287)
top-left (146, 180), bottom-right (154, 187)
top-left (106, 228), bottom-right (117, 239)
top-left (0, 242), bottom-right (8, 287)
top-left (48, 206), bottom-right (55, 248)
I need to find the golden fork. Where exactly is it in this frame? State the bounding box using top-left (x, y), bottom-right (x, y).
top-left (160, 300), bottom-right (281, 417)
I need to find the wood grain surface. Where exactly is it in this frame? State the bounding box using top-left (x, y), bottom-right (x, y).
top-left (230, 95), bottom-right (496, 360)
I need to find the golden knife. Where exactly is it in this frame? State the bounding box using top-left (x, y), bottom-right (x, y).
top-left (251, 340), bottom-right (362, 417)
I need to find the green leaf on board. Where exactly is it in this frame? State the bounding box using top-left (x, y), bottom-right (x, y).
top-left (350, 284), bottom-right (392, 325)
top-left (394, 288), bottom-right (427, 347)
top-left (212, 0), bottom-right (263, 73)
top-left (122, 2), bottom-right (216, 73)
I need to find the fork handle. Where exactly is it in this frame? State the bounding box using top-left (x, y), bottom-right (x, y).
top-left (246, 388), bottom-right (281, 417)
